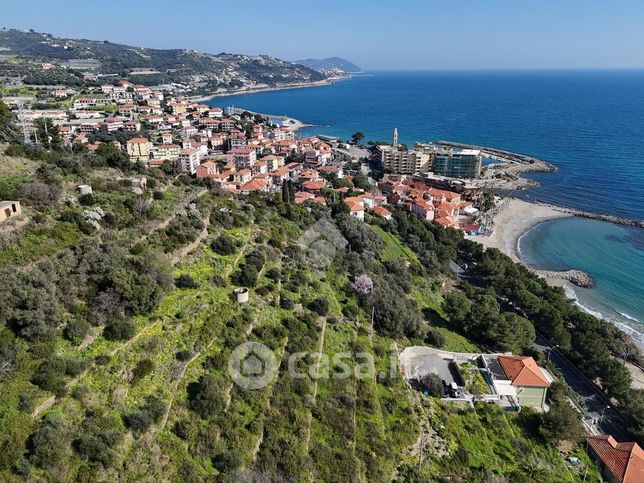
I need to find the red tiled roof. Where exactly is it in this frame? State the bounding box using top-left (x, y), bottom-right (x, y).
top-left (497, 355), bottom-right (550, 388)
top-left (372, 206), bottom-right (392, 218)
top-left (587, 435), bottom-right (644, 483)
top-left (240, 179), bottom-right (267, 192)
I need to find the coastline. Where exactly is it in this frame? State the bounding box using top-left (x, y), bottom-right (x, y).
top-left (192, 76), bottom-right (348, 103)
top-left (471, 198), bottom-right (644, 350)
top-left (470, 199), bottom-right (573, 286)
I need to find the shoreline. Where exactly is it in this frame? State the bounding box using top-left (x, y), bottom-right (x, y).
top-left (192, 76), bottom-right (349, 103)
top-left (470, 198), bottom-right (644, 350)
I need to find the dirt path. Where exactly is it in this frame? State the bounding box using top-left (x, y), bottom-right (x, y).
top-left (33, 321), bottom-right (162, 417)
top-left (304, 316), bottom-right (328, 457)
top-left (170, 212), bottom-right (210, 265)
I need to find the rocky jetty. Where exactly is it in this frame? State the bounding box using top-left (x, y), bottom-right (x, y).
top-left (534, 269), bottom-right (595, 288)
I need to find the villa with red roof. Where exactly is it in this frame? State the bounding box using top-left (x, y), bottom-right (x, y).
top-left (483, 355), bottom-right (554, 410)
top-left (586, 435), bottom-right (644, 483)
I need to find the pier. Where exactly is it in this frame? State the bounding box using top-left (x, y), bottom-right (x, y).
top-left (436, 140), bottom-right (556, 171)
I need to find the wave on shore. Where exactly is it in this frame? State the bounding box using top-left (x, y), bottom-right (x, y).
top-left (564, 285), bottom-right (644, 349)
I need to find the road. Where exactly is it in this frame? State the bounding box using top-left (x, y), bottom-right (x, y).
top-left (534, 335), bottom-right (630, 440)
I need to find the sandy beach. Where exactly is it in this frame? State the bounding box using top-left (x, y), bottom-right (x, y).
top-left (471, 199), bottom-right (568, 263)
top-left (470, 199), bottom-right (579, 287)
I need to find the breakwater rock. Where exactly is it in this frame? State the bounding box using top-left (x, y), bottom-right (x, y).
top-left (533, 269), bottom-right (595, 288)
top-left (550, 206), bottom-right (644, 229)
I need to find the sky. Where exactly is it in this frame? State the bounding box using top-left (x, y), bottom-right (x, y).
top-left (2, 0), bottom-right (644, 70)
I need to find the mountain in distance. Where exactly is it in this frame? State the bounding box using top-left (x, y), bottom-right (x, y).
top-left (295, 57), bottom-right (361, 74)
top-left (0, 28), bottom-right (326, 94)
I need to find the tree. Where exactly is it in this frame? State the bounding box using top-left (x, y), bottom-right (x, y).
top-left (426, 327), bottom-right (446, 348)
top-left (442, 291), bottom-right (472, 326)
top-left (189, 374), bottom-right (225, 419)
top-left (540, 401), bottom-right (584, 444)
top-left (103, 319), bottom-right (136, 341)
top-left (175, 274), bottom-right (199, 289)
top-left (351, 274), bottom-right (373, 296)
top-left (132, 358), bottom-right (154, 384)
top-left (29, 416), bottom-right (67, 469)
top-left (351, 131), bottom-right (365, 144)
top-left (0, 100), bottom-right (19, 143)
top-left (421, 373), bottom-right (444, 396)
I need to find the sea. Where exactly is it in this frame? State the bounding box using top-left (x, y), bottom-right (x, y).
top-left (210, 70), bottom-right (644, 345)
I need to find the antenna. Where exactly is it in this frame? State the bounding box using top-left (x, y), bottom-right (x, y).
top-left (17, 101), bottom-right (31, 144)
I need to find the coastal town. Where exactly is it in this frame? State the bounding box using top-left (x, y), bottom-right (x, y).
top-left (1, 78), bottom-right (507, 236)
top-left (0, 70), bottom-right (644, 482)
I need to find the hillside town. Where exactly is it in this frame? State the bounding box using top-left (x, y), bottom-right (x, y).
top-left (2, 79), bottom-right (491, 234)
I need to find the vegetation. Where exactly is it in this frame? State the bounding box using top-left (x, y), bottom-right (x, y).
top-left (0, 120), bottom-right (636, 481)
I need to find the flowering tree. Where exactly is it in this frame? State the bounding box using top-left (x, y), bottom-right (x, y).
top-left (351, 274), bottom-right (373, 296)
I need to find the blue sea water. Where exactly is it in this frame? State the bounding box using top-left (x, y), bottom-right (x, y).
top-left (211, 70), bottom-right (644, 340)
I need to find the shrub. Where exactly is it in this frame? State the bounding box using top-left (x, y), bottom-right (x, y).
top-left (308, 297), bottom-right (329, 316)
top-left (176, 350), bottom-right (193, 362)
top-left (103, 319), bottom-right (136, 341)
top-left (153, 190), bottom-right (164, 200)
top-left (211, 234), bottom-right (238, 255)
top-left (64, 318), bottom-right (91, 344)
top-left (174, 274), bottom-right (199, 289)
top-left (132, 358), bottom-right (154, 383)
top-left (421, 373), bottom-right (444, 397)
top-left (280, 294), bottom-right (295, 310)
top-left (426, 327), bottom-right (446, 348)
top-left (209, 275), bottom-right (227, 287)
top-left (231, 265), bottom-right (258, 287)
top-left (265, 267), bottom-right (281, 281)
top-left (188, 374), bottom-right (225, 419)
top-left (28, 417), bottom-right (66, 469)
top-left (123, 395), bottom-right (165, 434)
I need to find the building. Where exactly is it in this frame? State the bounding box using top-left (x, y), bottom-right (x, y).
top-left (179, 149), bottom-right (201, 175)
top-left (195, 160), bottom-right (220, 180)
top-left (586, 435), bottom-right (643, 483)
top-left (483, 355), bottom-right (553, 410)
top-left (380, 146), bottom-right (431, 174)
top-left (227, 148), bottom-right (257, 170)
top-left (154, 144), bottom-right (180, 160)
top-left (433, 147), bottom-right (482, 179)
top-left (126, 137), bottom-right (153, 161)
top-left (0, 201), bottom-right (21, 224)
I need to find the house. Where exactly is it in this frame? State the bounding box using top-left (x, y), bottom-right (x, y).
top-left (126, 137), bottom-right (153, 161)
top-left (195, 160), bottom-right (220, 180)
top-left (77, 185), bottom-right (93, 195)
top-left (372, 206), bottom-right (392, 220)
top-left (345, 199), bottom-right (365, 221)
top-left (227, 148), bottom-right (257, 169)
top-left (0, 201), bottom-right (22, 223)
top-left (294, 191), bottom-right (315, 204)
top-left (100, 117), bottom-right (124, 133)
top-left (586, 435), bottom-right (644, 483)
top-left (411, 199), bottom-right (435, 221)
top-left (232, 169), bottom-right (252, 185)
top-left (302, 180), bottom-right (327, 194)
top-left (240, 179), bottom-right (268, 194)
top-left (484, 355), bottom-right (553, 410)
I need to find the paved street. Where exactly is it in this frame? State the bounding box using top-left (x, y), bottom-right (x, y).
top-left (534, 335), bottom-right (630, 440)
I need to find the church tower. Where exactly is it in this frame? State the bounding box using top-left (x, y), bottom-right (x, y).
top-left (392, 127), bottom-right (399, 148)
